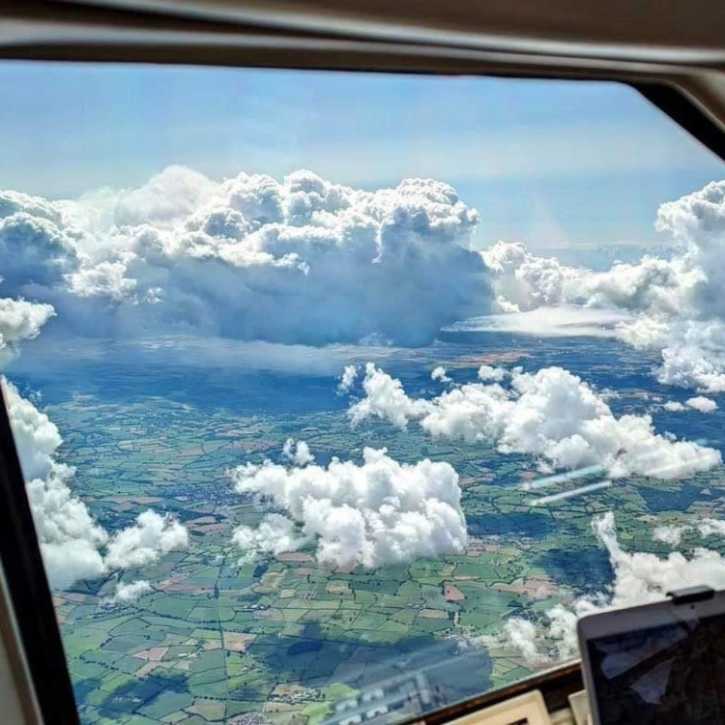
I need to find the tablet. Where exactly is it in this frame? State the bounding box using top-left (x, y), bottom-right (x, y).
top-left (578, 586), bottom-right (725, 725)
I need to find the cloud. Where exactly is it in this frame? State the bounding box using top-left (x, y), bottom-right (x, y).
top-left (281, 438), bottom-right (315, 466)
top-left (232, 513), bottom-right (311, 564)
top-left (0, 297), bottom-right (55, 365)
top-left (477, 365), bottom-right (507, 382)
top-left (3, 374), bottom-right (190, 589)
top-left (477, 181), bottom-right (725, 393)
top-left (0, 294), bottom-right (191, 591)
top-left (652, 517), bottom-right (725, 544)
top-left (486, 512), bottom-right (725, 666)
top-left (652, 524), bottom-right (687, 545)
top-left (663, 401), bottom-right (687, 412)
top-left (104, 510), bottom-right (189, 570)
top-left (685, 396), bottom-right (718, 413)
top-left (231, 445), bottom-right (467, 568)
top-left (447, 306), bottom-right (633, 339)
top-left (112, 579), bottom-right (153, 603)
top-left (349, 363), bottom-right (720, 480)
top-left (337, 365), bottom-right (358, 394)
top-left (662, 396), bottom-right (718, 413)
top-left (0, 167), bottom-right (490, 347)
top-left (431, 366), bottom-right (451, 383)
top-left (655, 320), bottom-right (725, 393)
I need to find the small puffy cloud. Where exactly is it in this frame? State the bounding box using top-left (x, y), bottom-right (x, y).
top-left (663, 401), bottom-right (687, 412)
top-left (652, 517), bottom-right (725, 546)
top-left (350, 364), bottom-right (720, 480)
top-left (349, 362), bottom-right (433, 429)
top-left (486, 512), bottom-right (725, 666)
top-left (232, 513), bottom-right (311, 563)
top-left (652, 524), bottom-right (687, 546)
top-left (281, 438), bottom-right (315, 466)
top-left (698, 518), bottom-right (725, 537)
top-left (431, 366), bottom-right (451, 383)
top-left (0, 297), bottom-right (55, 365)
top-left (231, 444), bottom-right (467, 569)
top-left (104, 510), bottom-right (189, 570)
top-left (113, 579), bottom-right (152, 603)
top-left (337, 365), bottom-right (358, 394)
top-left (477, 364), bottom-right (506, 382)
top-left (0, 288), bottom-right (192, 590)
top-left (686, 395), bottom-right (718, 413)
top-left (431, 366), bottom-right (450, 382)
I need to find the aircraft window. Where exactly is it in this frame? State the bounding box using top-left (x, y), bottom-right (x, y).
top-left (1, 61), bottom-right (725, 724)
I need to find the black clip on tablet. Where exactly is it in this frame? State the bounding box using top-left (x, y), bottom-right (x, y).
top-left (666, 585), bottom-right (715, 605)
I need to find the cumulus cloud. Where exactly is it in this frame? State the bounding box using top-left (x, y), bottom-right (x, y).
top-left (232, 513), bottom-right (311, 564)
top-left (112, 579), bottom-right (153, 603)
top-left (663, 401), bottom-right (687, 412)
top-left (104, 510), bottom-right (189, 570)
top-left (652, 524), bottom-right (687, 546)
top-left (349, 363), bottom-right (720, 480)
top-left (337, 365), bottom-right (358, 394)
top-left (662, 396), bottom-right (718, 413)
top-left (431, 366), bottom-right (452, 383)
top-left (477, 364), bottom-right (507, 382)
top-left (231, 444), bottom-right (467, 568)
top-left (685, 396), bottom-right (718, 413)
top-left (4, 376), bottom-right (190, 589)
top-left (281, 438), bottom-right (315, 466)
top-left (0, 297), bottom-right (55, 365)
top-left (0, 167), bottom-right (490, 346)
top-left (652, 517), bottom-right (725, 545)
top-left (487, 512), bottom-right (725, 666)
top-left (0, 295), bottom-right (190, 590)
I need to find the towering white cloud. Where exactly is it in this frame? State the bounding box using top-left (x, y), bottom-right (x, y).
top-left (0, 167), bottom-right (489, 346)
top-left (231, 444), bottom-right (467, 568)
top-left (487, 512), bottom-right (725, 666)
top-left (349, 363), bottom-right (720, 480)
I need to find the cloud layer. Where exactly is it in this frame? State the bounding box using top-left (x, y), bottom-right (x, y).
top-left (231, 444), bottom-right (467, 568)
top-left (349, 363), bottom-right (720, 479)
top-left (0, 167), bottom-right (489, 347)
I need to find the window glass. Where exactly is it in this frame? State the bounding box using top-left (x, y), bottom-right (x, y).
top-left (2, 62), bottom-right (725, 724)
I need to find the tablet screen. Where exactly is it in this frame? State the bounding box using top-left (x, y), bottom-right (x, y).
top-left (586, 612), bottom-right (725, 723)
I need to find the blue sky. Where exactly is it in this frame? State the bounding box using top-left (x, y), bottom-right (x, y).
top-left (0, 61), bottom-right (723, 249)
